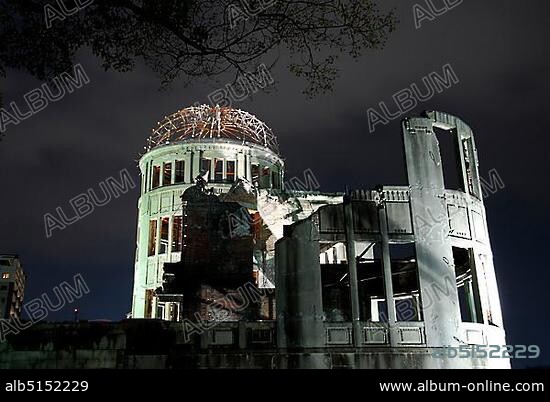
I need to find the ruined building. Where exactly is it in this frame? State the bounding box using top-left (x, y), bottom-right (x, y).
top-left (131, 105), bottom-right (341, 321)
top-left (126, 106), bottom-right (508, 369)
top-left (0, 107), bottom-right (507, 369)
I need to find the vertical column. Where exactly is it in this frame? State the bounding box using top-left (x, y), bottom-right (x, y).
top-left (188, 151), bottom-right (194, 183)
top-left (378, 200), bottom-right (398, 347)
top-left (145, 162), bottom-right (150, 192)
top-left (141, 166), bottom-right (146, 195)
top-left (155, 217), bottom-right (160, 258)
top-left (193, 151), bottom-right (201, 181)
top-left (133, 194), bottom-right (151, 318)
top-left (171, 159), bottom-right (176, 184)
top-left (167, 215), bottom-right (173, 260)
top-left (246, 153), bottom-right (252, 181)
top-left (236, 152), bottom-right (244, 179)
top-left (464, 279), bottom-right (478, 323)
top-left (343, 198), bottom-right (361, 347)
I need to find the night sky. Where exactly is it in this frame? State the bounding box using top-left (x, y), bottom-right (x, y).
top-left (1, 0), bottom-right (549, 368)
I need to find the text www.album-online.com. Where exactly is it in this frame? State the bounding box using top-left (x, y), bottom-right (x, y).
top-left (380, 381), bottom-right (544, 392)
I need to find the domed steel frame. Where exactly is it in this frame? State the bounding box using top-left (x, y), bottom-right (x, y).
top-left (147, 105), bottom-right (280, 154)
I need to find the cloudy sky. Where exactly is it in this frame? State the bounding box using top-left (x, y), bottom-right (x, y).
top-left (1, 0), bottom-right (549, 367)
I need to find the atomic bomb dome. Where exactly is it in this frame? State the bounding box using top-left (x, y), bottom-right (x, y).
top-left (128, 109), bottom-right (508, 370)
top-left (132, 104), bottom-right (284, 321)
top-left (146, 104), bottom-right (280, 154)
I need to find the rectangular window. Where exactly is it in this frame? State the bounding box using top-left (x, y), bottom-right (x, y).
top-left (226, 160), bottom-right (235, 183)
top-left (172, 216), bottom-right (183, 252)
top-left (152, 165), bottom-right (161, 189)
top-left (321, 243), bottom-right (351, 322)
top-left (156, 305), bottom-right (164, 320)
top-left (214, 159), bottom-right (224, 182)
top-left (1, 273), bottom-right (9, 279)
top-left (453, 247), bottom-right (483, 323)
top-left (251, 164), bottom-right (260, 183)
top-left (271, 171), bottom-right (279, 189)
top-left (163, 162), bottom-right (172, 186)
top-left (148, 220), bottom-right (157, 256)
top-left (175, 160), bottom-right (185, 183)
top-left (390, 243), bottom-right (422, 322)
top-left (357, 243), bottom-right (388, 322)
top-left (145, 290), bottom-right (154, 319)
top-left (200, 158), bottom-right (211, 178)
top-left (262, 167), bottom-right (271, 187)
top-left (159, 217), bottom-right (169, 254)
top-left (434, 128), bottom-right (464, 191)
top-left (169, 303), bottom-right (179, 322)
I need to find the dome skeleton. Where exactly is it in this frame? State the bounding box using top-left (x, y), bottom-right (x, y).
top-left (147, 105), bottom-right (279, 154)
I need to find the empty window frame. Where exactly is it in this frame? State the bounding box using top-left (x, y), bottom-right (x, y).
top-left (148, 219), bottom-right (157, 256)
top-left (200, 158), bottom-right (211, 178)
top-left (214, 159), bottom-right (224, 182)
top-left (145, 289), bottom-right (154, 319)
top-left (321, 242), bottom-right (351, 322)
top-left (453, 247), bottom-right (483, 323)
top-left (390, 243), bottom-right (422, 322)
top-left (434, 128), bottom-right (465, 191)
top-left (156, 305), bottom-right (165, 320)
top-left (271, 171), bottom-right (280, 189)
top-left (357, 242), bottom-right (389, 322)
top-left (226, 160), bottom-right (235, 182)
top-left (172, 216), bottom-right (183, 252)
top-left (262, 167), bottom-right (271, 188)
top-left (151, 165), bottom-right (161, 189)
top-left (169, 303), bottom-right (179, 322)
top-left (175, 160), bottom-right (185, 184)
top-left (159, 217), bottom-right (169, 254)
top-left (163, 162), bottom-right (172, 186)
top-left (251, 164), bottom-right (260, 184)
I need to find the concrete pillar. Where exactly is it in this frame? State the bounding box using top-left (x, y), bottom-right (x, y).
top-left (237, 152), bottom-right (246, 180)
top-left (343, 199), bottom-right (361, 347)
top-left (275, 218), bottom-right (327, 368)
top-left (379, 202), bottom-right (398, 346)
top-left (188, 151), bottom-right (195, 183)
top-left (246, 153), bottom-right (252, 181)
top-left (193, 151), bottom-right (201, 180)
